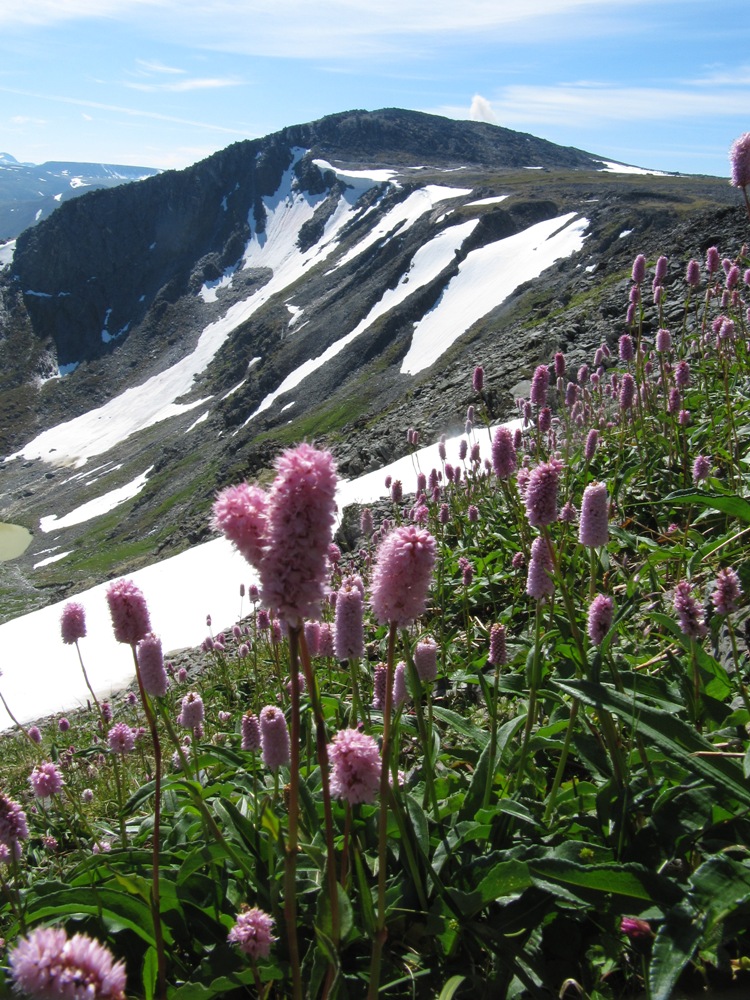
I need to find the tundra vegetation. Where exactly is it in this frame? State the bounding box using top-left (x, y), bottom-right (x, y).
top-left (1, 141), bottom-right (750, 1000)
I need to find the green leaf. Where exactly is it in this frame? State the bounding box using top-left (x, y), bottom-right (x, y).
top-left (438, 975), bottom-right (467, 999)
top-left (528, 858), bottom-right (680, 908)
top-left (663, 488), bottom-right (750, 524)
top-left (554, 679), bottom-right (750, 808)
top-left (431, 706), bottom-right (490, 748)
top-left (25, 887), bottom-right (161, 946)
top-left (649, 904), bottom-right (704, 1000)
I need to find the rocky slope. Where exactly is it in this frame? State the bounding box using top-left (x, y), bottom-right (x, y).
top-left (0, 108), bottom-right (745, 622)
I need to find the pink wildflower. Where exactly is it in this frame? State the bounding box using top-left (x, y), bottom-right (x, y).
top-left (619, 372), bottom-right (635, 410)
top-left (373, 664), bottom-right (387, 711)
top-left (29, 762), bottom-right (64, 799)
top-left (414, 637), bottom-right (438, 683)
top-left (631, 254), bottom-right (646, 284)
top-left (259, 443), bottom-right (338, 627)
top-left (488, 623), bottom-right (507, 666)
top-left (729, 132), bottom-right (750, 190)
top-left (241, 712), bottom-right (261, 751)
top-left (9, 927), bottom-right (127, 1000)
top-left (526, 536), bottom-right (554, 601)
top-left (318, 622), bottom-right (335, 658)
top-left (491, 426), bottom-right (517, 479)
top-left (618, 334), bottom-right (634, 363)
top-left (259, 705), bottom-right (290, 771)
top-left (106, 578), bottom-right (151, 646)
top-left (178, 692), bottom-right (205, 730)
top-left (692, 454), bottom-right (711, 483)
top-left (329, 728), bottom-right (382, 805)
top-left (655, 328), bottom-right (671, 353)
top-left (334, 580), bottom-right (365, 661)
top-left (530, 364), bottom-right (550, 407)
top-left (58, 718), bottom-right (70, 733)
top-left (228, 906), bottom-right (277, 960)
top-left (686, 259), bottom-right (700, 287)
top-left (370, 525), bottom-right (437, 627)
top-left (0, 793), bottom-right (29, 849)
top-left (584, 429), bottom-right (599, 462)
top-left (211, 482), bottom-right (268, 569)
top-left (28, 726), bottom-right (41, 745)
top-left (393, 661), bottom-right (409, 709)
top-left (712, 567), bottom-right (743, 616)
top-left (621, 917), bottom-right (653, 941)
top-left (136, 633), bottom-right (169, 698)
top-left (587, 594), bottom-right (614, 645)
top-left (524, 460), bottom-right (562, 528)
top-left (108, 723), bottom-right (136, 755)
top-left (579, 482), bottom-right (610, 548)
top-left (673, 580), bottom-right (706, 640)
top-left (304, 620), bottom-right (321, 657)
top-left (60, 602), bottom-right (86, 645)
top-left (472, 365), bottom-right (484, 392)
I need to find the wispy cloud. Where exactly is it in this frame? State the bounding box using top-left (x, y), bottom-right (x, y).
top-left (0, 86), bottom-right (254, 136)
top-left (125, 76), bottom-right (242, 93)
top-left (134, 58), bottom-right (186, 76)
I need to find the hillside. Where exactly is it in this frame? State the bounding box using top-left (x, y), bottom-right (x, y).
top-left (0, 107), bottom-right (745, 622)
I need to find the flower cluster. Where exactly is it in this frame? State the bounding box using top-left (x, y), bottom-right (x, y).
top-left (9, 926), bottom-right (127, 1000)
top-left (329, 728), bottom-right (382, 805)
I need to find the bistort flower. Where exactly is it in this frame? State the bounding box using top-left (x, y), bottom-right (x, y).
top-left (329, 728), bottom-right (382, 805)
top-left (9, 926), bottom-right (127, 1000)
top-left (228, 906), bottom-right (277, 960)
top-left (370, 525), bottom-right (437, 627)
top-left (106, 578), bottom-right (151, 646)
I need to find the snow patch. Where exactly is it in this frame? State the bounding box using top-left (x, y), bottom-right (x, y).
top-left (330, 185), bottom-right (472, 273)
top-left (401, 213), bottom-right (589, 376)
top-left (39, 467), bottom-right (154, 532)
top-left (247, 218), bottom-right (480, 423)
top-left (466, 195), bottom-right (510, 207)
top-left (597, 160), bottom-right (669, 176)
top-left (33, 551), bottom-right (72, 569)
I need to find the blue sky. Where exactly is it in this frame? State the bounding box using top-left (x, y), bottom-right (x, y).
top-left (0, 0), bottom-right (748, 176)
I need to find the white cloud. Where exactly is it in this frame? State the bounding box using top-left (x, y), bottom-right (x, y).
top-left (135, 58), bottom-right (187, 75)
top-left (125, 76), bottom-right (243, 93)
top-left (468, 94), bottom-right (498, 125)
top-left (0, 87), bottom-right (253, 136)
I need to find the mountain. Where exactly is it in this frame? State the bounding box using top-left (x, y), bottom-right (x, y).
top-left (0, 154), bottom-right (160, 239)
top-left (0, 107), bottom-right (744, 622)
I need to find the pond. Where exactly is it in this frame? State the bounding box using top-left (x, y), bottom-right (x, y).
top-left (0, 522), bottom-right (32, 561)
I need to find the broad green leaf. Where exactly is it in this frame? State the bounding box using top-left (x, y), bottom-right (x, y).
top-left (431, 706), bottom-right (490, 748)
top-left (649, 904), bottom-right (704, 1000)
top-left (554, 679), bottom-right (750, 808)
top-left (439, 975), bottom-right (467, 999)
top-left (663, 488), bottom-right (750, 524)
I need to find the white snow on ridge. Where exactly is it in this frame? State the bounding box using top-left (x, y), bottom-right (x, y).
top-left (246, 218), bottom-right (480, 422)
top-left (597, 160), bottom-right (669, 177)
top-left (312, 159), bottom-right (397, 189)
top-left (0, 240), bottom-right (16, 268)
top-left (331, 185), bottom-right (472, 272)
top-left (401, 213), bottom-right (589, 376)
top-left (4, 153), bottom-right (380, 469)
top-left (466, 195), bottom-right (510, 207)
top-left (39, 466), bottom-right (154, 532)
